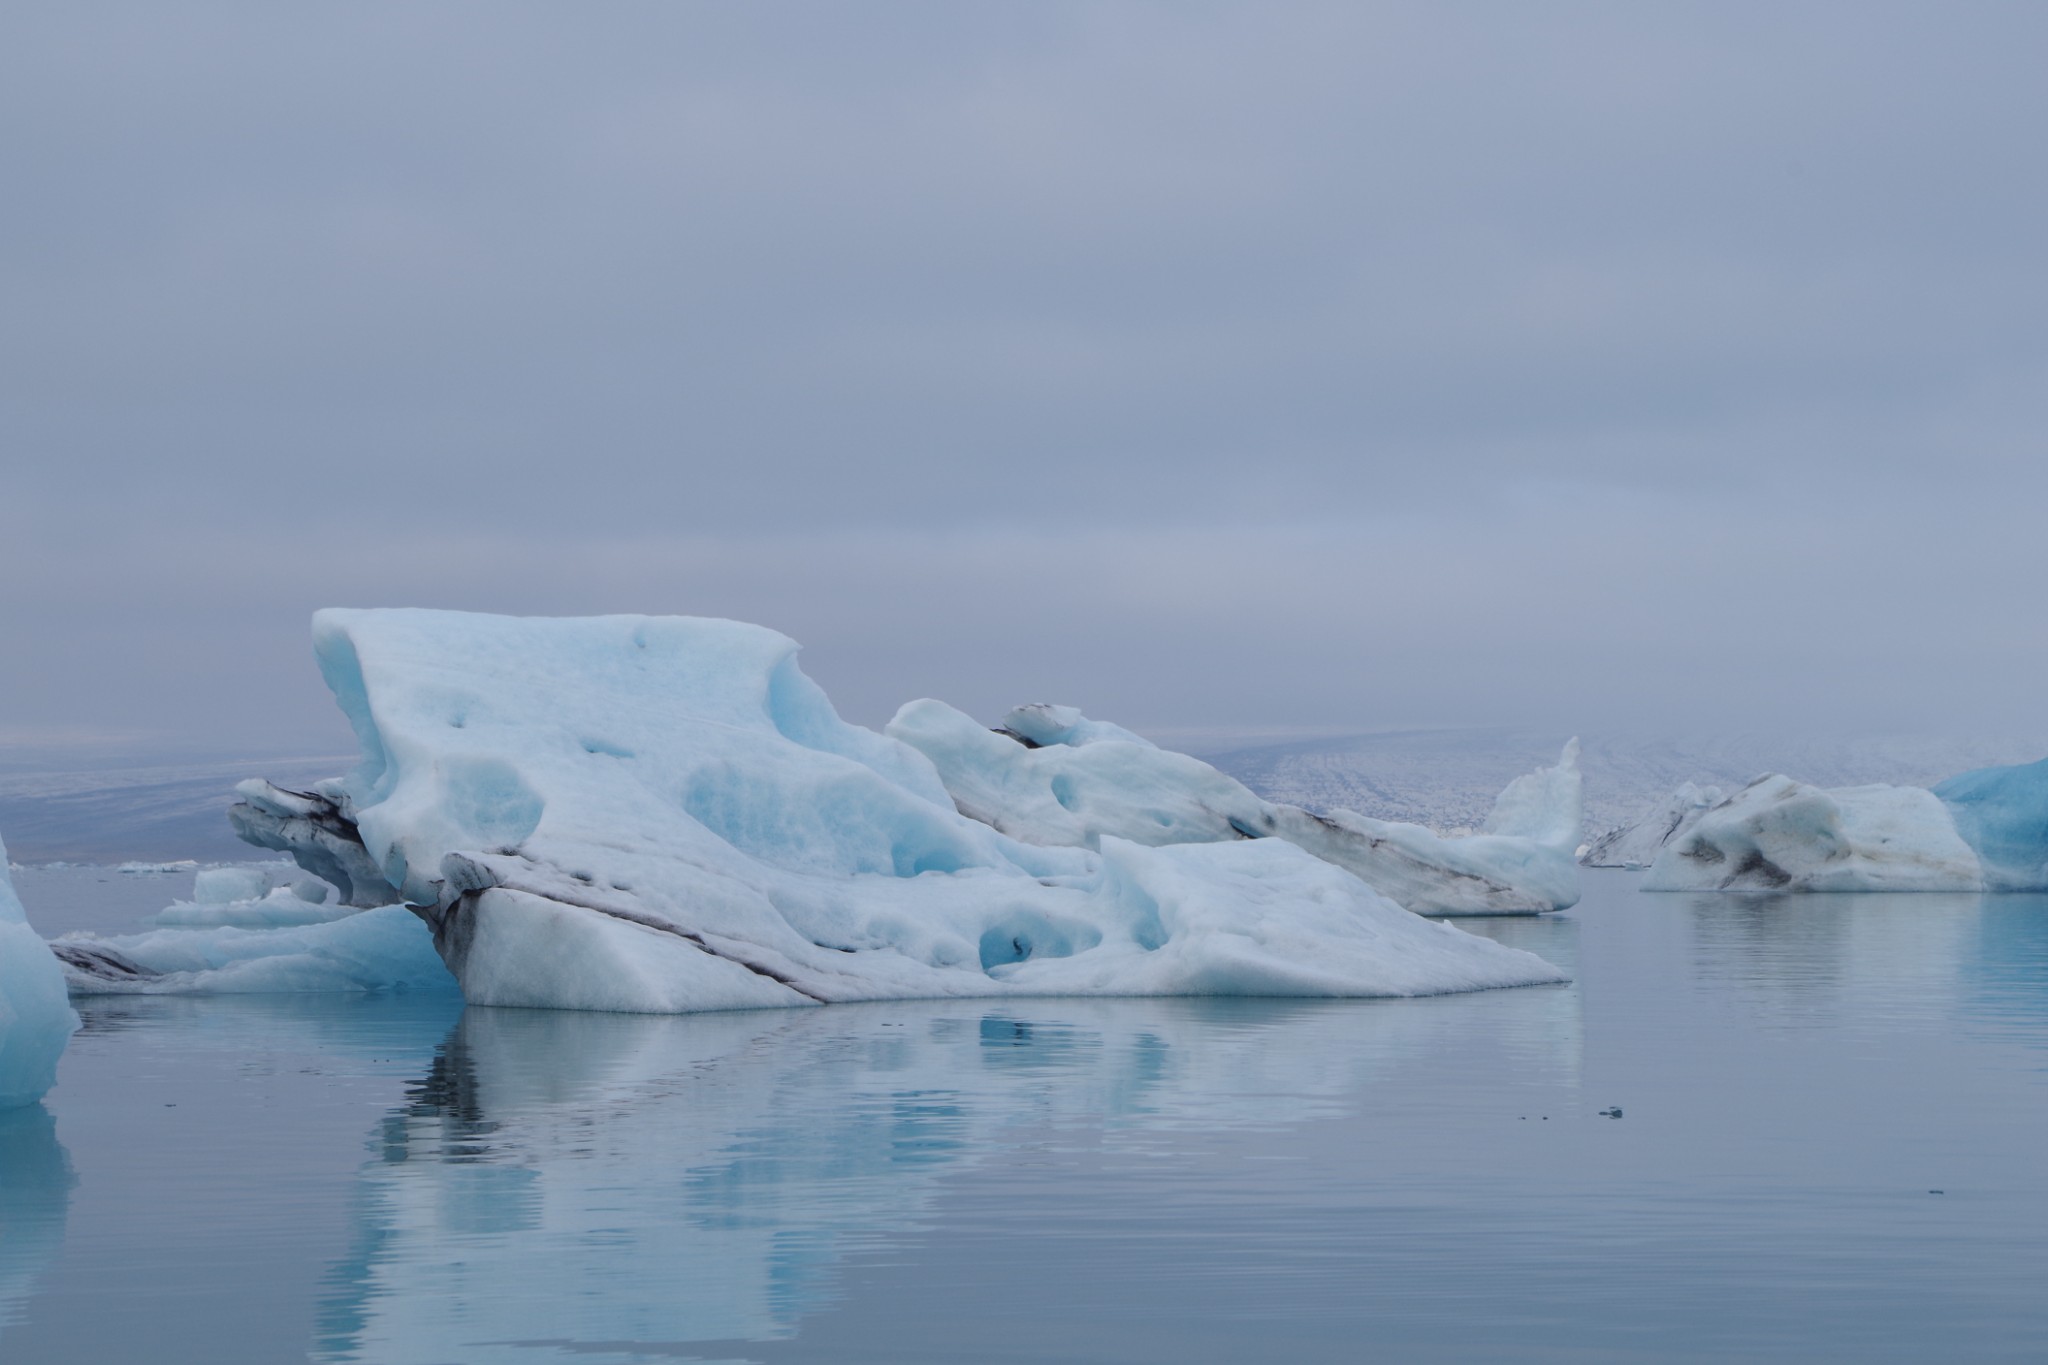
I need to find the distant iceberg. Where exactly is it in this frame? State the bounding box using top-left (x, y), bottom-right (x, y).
top-left (1582, 782), bottom-right (1725, 869)
top-left (231, 610), bottom-right (1565, 1013)
top-left (1643, 775), bottom-right (1983, 892)
top-left (890, 701), bottom-right (1582, 915)
top-left (0, 831), bottom-right (80, 1108)
top-left (1634, 754), bottom-right (2048, 894)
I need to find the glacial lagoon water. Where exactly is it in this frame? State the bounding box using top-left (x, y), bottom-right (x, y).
top-left (4, 868), bottom-right (2047, 1363)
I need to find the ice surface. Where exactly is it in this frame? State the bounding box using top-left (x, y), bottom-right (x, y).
top-left (53, 906), bottom-right (454, 996)
top-left (0, 832), bottom-right (81, 1108)
top-left (244, 609), bottom-right (1564, 1012)
top-left (1642, 775), bottom-right (1982, 892)
top-left (888, 700), bottom-right (1582, 915)
top-left (1933, 757), bottom-right (2048, 891)
top-left (998, 702), bottom-right (1155, 749)
top-left (1581, 782), bottom-right (1726, 869)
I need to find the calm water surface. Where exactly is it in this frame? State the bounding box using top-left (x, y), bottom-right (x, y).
top-left (4, 868), bottom-right (2046, 1363)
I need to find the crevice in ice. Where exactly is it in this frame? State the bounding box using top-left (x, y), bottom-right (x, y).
top-left (976, 913), bottom-right (1102, 973)
top-left (1731, 850), bottom-right (1792, 887)
top-left (49, 941), bottom-right (161, 983)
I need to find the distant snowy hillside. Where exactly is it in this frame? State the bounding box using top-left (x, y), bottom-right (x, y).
top-left (1200, 729), bottom-right (2048, 840)
top-left (0, 750), bottom-right (353, 862)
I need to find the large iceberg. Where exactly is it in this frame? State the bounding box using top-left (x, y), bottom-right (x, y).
top-left (0, 832), bottom-right (80, 1108)
top-left (236, 610), bottom-right (1564, 1013)
top-left (888, 700), bottom-right (1582, 915)
top-left (1642, 775), bottom-right (1983, 893)
top-left (1581, 782), bottom-right (1725, 869)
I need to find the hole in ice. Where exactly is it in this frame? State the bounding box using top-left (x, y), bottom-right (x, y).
top-left (580, 737), bottom-right (633, 758)
top-left (1048, 773), bottom-right (1081, 812)
top-left (977, 912), bottom-right (1101, 972)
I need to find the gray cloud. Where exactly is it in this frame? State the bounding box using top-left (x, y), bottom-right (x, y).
top-left (4, 2), bottom-right (2045, 750)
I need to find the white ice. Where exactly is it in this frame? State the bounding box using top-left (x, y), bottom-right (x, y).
top-left (1581, 782), bottom-right (1726, 869)
top-left (1642, 775), bottom-right (1983, 892)
top-left (0, 832), bottom-right (80, 1108)
top-left (888, 700), bottom-right (1583, 916)
top-left (256, 609), bottom-right (1564, 1013)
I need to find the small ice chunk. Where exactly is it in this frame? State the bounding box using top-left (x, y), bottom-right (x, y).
top-left (194, 866), bottom-right (271, 904)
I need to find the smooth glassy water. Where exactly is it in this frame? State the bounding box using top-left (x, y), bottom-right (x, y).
top-left (4, 869), bottom-right (2047, 1363)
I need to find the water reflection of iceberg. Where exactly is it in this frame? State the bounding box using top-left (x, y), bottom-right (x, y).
top-left (1683, 891), bottom-right (1980, 1022)
top-left (0, 1106), bottom-right (73, 1341)
top-left (1963, 893), bottom-right (2048, 1041)
top-left (316, 989), bottom-right (1576, 1364)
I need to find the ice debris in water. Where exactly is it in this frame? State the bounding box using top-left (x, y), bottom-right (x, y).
top-left (230, 609), bottom-right (1566, 1013)
top-left (888, 700), bottom-right (1582, 915)
top-left (0, 830), bottom-right (81, 1108)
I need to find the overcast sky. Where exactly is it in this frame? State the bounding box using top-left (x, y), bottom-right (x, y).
top-left (3, 2), bottom-right (2045, 754)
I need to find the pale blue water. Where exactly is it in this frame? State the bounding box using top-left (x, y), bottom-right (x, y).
top-left (5, 869), bottom-right (2047, 1363)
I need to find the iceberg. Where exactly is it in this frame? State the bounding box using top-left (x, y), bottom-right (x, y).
top-left (1932, 756), bottom-right (2048, 891)
top-left (1581, 782), bottom-right (1725, 869)
top-left (0, 832), bottom-right (80, 1108)
top-left (236, 609), bottom-right (1564, 1013)
top-left (887, 700), bottom-right (1583, 915)
top-left (1642, 775), bottom-right (1982, 893)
